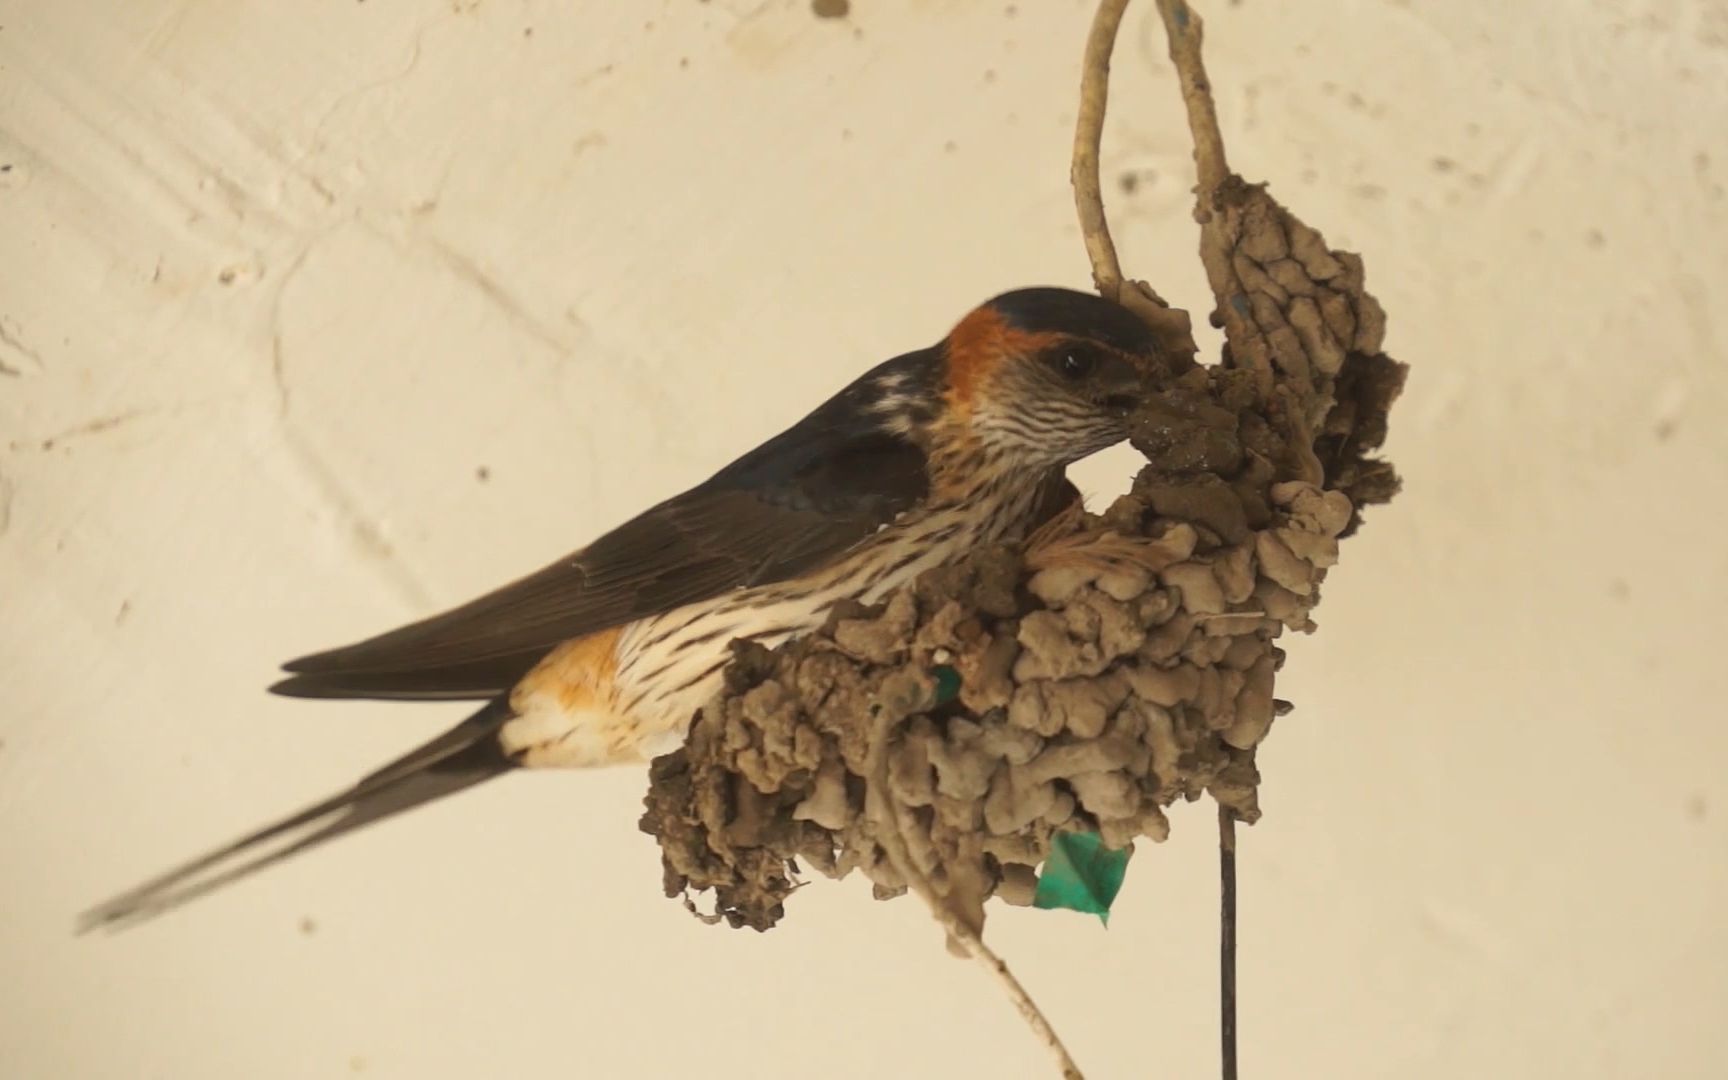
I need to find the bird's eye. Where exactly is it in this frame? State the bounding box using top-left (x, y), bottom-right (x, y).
top-left (1059, 349), bottom-right (1096, 379)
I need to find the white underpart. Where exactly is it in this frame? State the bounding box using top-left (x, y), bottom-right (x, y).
top-left (505, 481), bottom-right (1040, 767)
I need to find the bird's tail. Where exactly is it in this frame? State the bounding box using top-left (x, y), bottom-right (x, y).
top-left (78, 699), bottom-right (516, 933)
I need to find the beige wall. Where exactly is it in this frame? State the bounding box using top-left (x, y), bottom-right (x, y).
top-left (3, 2), bottom-right (1725, 1077)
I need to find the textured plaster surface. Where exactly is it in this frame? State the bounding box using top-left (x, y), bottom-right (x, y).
top-left (2, 2), bottom-right (1725, 1078)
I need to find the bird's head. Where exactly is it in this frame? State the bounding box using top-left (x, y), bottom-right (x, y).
top-left (937, 287), bottom-right (1165, 467)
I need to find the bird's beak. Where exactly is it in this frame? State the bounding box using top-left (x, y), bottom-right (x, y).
top-left (1092, 352), bottom-right (1155, 415)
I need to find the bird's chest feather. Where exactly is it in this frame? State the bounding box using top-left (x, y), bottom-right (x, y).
top-left (504, 478), bottom-right (1045, 768)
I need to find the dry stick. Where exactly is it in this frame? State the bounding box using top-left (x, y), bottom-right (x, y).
top-left (1074, 2), bottom-right (1243, 1077)
top-left (1153, 0), bottom-right (1231, 204)
top-left (869, 4), bottom-right (1194, 1075)
top-left (1149, 5), bottom-right (1244, 1076)
top-left (1219, 806), bottom-right (1239, 1080)
top-left (865, 705), bottom-right (1087, 1080)
top-left (1072, 0), bottom-right (1132, 294)
top-left (1150, 5), bottom-right (1243, 1076)
top-left (1072, 0), bottom-right (1199, 363)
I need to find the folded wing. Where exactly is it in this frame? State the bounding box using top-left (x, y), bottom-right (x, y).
top-left (273, 357), bottom-right (940, 700)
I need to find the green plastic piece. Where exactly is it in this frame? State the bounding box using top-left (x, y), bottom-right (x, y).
top-left (931, 664), bottom-right (961, 705)
top-left (1033, 830), bottom-right (1132, 924)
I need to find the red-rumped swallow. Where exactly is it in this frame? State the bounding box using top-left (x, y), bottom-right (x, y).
top-left (82, 286), bottom-right (1160, 929)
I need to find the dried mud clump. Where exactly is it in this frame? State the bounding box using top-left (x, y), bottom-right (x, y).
top-left (641, 179), bottom-right (1405, 935)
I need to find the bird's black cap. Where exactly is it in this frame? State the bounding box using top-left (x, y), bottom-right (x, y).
top-left (986, 286), bottom-right (1160, 357)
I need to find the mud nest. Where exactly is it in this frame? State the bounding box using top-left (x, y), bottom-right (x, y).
top-left (641, 174), bottom-right (1406, 936)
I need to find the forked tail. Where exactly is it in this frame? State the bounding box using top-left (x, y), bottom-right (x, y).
top-left (78, 700), bottom-right (516, 932)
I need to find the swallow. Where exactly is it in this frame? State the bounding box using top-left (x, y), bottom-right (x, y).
top-left (81, 286), bottom-right (1162, 930)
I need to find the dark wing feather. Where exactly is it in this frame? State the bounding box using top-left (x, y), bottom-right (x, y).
top-left (272, 350), bottom-right (938, 701)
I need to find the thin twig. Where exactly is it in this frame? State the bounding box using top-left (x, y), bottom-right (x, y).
top-left (1152, 0), bottom-right (1231, 205)
top-left (1073, 0), bottom-right (1132, 295)
top-left (867, 704), bottom-right (1086, 1080)
top-left (1072, 6), bottom-right (1245, 1080)
top-left (1219, 806), bottom-right (1239, 1080)
top-left (1072, 0), bottom-right (1200, 364)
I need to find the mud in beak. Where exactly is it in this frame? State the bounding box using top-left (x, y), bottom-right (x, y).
top-left (1091, 352), bottom-right (1155, 415)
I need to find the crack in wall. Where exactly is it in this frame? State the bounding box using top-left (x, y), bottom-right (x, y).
top-left (411, 230), bottom-right (577, 356)
top-left (0, 318), bottom-right (44, 376)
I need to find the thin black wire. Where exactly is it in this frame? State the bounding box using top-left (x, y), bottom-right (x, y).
top-left (1220, 808), bottom-right (1238, 1080)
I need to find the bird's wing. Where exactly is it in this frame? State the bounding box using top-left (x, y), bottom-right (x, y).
top-left (273, 409), bottom-right (934, 701)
